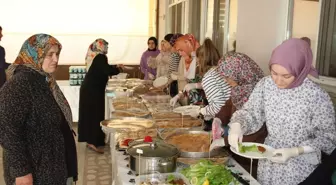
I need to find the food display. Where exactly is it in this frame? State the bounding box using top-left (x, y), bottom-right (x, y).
top-left (181, 160), bottom-right (238, 185)
top-left (166, 133), bottom-right (211, 153)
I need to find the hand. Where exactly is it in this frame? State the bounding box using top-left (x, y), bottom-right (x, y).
top-left (148, 73), bottom-right (155, 80)
top-left (184, 108), bottom-right (200, 118)
top-left (212, 118), bottom-right (223, 140)
top-left (210, 138), bottom-right (225, 151)
top-left (170, 94), bottom-right (180, 106)
top-left (117, 64), bottom-right (124, 69)
top-left (16, 173), bottom-right (33, 185)
top-left (183, 83), bottom-right (201, 92)
top-left (270, 148), bottom-right (300, 163)
top-left (228, 122), bottom-right (243, 151)
top-left (170, 73), bottom-right (178, 80)
top-left (225, 78), bottom-right (238, 87)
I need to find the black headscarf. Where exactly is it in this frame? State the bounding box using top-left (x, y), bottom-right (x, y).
top-left (147, 37), bottom-right (158, 51)
top-left (164, 34), bottom-right (174, 43)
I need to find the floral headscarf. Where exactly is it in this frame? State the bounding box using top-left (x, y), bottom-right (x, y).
top-left (85, 38), bottom-right (108, 71)
top-left (217, 52), bottom-right (264, 109)
top-left (6, 34), bottom-right (73, 127)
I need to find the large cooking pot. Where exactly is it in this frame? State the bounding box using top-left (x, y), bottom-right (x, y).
top-left (126, 141), bottom-right (179, 175)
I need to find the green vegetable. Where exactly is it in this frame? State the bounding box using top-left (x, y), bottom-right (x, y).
top-left (167, 174), bottom-right (175, 182)
top-left (238, 143), bottom-right (259, 153)
top-left (181, 160), bottom-right (238, 185)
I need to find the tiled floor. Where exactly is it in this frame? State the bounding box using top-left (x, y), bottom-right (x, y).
top-left (0, 125), bottom-right (112, 185)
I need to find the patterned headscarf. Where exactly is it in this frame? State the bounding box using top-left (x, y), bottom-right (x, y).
top-left (85, 38), bottom-right (108, 71)
top-left (6, 34), bottom-right (73, 127)
top-left (269, 38), bottom-right (318, 88)
top-left (217, 52), bottom-right (264, 109)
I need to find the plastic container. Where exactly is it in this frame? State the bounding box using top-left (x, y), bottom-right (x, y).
top-left (135, 172), bottom-right (191, 185)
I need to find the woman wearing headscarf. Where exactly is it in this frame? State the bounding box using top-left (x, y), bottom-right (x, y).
top-left (228, 38), bottom-right (336, 185)
top-left (140, 37), bottom-right (160, 80)
top-left (78, 38), bottom-right (121, 154)
top-left (169, 34), bottom-right (204, 106)
top-left (209, 52), bottom-right (265, 178)
top-left (148, 33), bottom-right (174, 78)
top-left (0, 34), bottom-right (77, 185)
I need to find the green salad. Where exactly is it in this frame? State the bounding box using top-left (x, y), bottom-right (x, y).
top-left (238, 143), bottom-right (258, 153)
top-left (181, 160), bottom-right (238, 185)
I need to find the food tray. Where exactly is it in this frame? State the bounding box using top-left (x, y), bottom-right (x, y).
top-left (152, 112), bottom-right (193, 120)
top-left (163, 130), bottom-right (221, 158)
top-left (142, 95), bottom-right (171, 103)
top-left (154, 118), bottom-right (202, 129)
top-left (112, 110), bottom-right (151, 118)
top-left (113, 102), bottom-right (147, 110)
top-left (101, 117), bottom-right (154, 129)
top-left (135, 172), bottom-right (191, 185)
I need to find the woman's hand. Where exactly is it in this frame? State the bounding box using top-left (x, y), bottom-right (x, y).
top-left (16, 173), bottom-right (33, 185)
top-left (225, 78), bottom-right (238, 87)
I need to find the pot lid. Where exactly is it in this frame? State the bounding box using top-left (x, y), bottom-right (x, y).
top-left (127, 141), bottom-right (179, 157)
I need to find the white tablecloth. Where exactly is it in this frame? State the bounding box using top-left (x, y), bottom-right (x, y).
top-left (101, 125), bottom-right (260, 185)
top-left (57, 80), bottom-right (80, 122)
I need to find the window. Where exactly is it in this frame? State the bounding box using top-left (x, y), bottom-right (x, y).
top-left (168, 1), bottom-right (186, 33)
top-left (205, 0), bottom-right (228, 55)
top-left (316, 0), bottom-right (336, 78)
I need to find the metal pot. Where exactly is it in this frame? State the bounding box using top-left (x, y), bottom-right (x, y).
top-left (126, 141), bottom-right (179, 175)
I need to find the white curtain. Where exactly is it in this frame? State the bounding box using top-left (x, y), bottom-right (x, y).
top-left (0, 0), bottom-right (151, 65)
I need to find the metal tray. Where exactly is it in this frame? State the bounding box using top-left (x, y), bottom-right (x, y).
top-left (163, 129), bottom-right (221, 158)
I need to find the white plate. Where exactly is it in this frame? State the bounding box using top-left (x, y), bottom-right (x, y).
top-left (230, 142), bottom-right (275, 159)
top-left (153, 76), bottom-right (168, 87)
top-left (173, 105), bottom-right (200, 114)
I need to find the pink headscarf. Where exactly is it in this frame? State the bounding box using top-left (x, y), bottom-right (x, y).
top-left (269, 38), bottom-right (319, 89)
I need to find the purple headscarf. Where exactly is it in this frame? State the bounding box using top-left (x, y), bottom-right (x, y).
top-left (269, 38), bottom-right (319, 89)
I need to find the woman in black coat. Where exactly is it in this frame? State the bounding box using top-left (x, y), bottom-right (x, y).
top-left (78, 38), bottom-right (121, 153)
top-left (0, 34), bottom-right (77, 185)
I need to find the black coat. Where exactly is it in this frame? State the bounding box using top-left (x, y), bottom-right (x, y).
top-left (0, 66), bottom-right (77, 185)
top-left (78, 54), bottom-right (120, 147)
top-left (0, 46), bottom-right (10, 88)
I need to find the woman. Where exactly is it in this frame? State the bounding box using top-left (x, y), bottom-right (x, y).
top-left (148, 34), bottom-right (174, 78)
top-left (140, 37), bottom-right (160, 80)
top-left (0, 34), bottom-right (77, 185)
top-left (78, 38), bottom-right (121, 154)
top-left (169, 34), bottom-right (204, 106)
top-left (167, 33), bottom-right (183, 96)
top-left (0, 26), bottom-right (10, 88)
top-left (210, 52), bottom-right (265, 178)
top-left (228, 38), bottom-right (336, 185)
